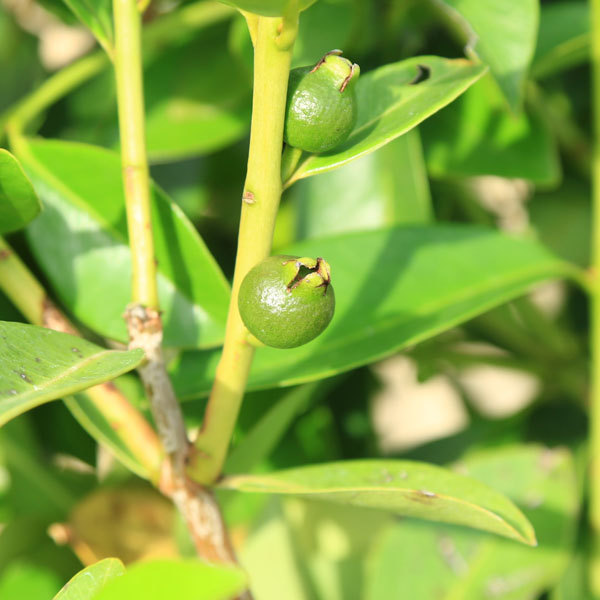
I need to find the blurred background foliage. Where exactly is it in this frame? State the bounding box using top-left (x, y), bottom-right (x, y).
top-left (0, 0), bottom-right (594, 598)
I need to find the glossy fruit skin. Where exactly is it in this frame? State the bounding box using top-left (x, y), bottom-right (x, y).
top-left (238, 255), bottom-right (335, 349)
top-left (284, 54), bottom-right (359, 154)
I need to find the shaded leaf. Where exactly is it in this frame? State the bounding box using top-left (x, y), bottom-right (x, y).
top-left (19, 139), bottom-right (230, 348)
top-left (225, 382), bottom-right (318, 474)
top-left (365, 446), bottom-right (579, 600)
top-left (94, 559), bottom-right (247, 600)
top-left (64, 387), bottom-right (152, 480)
top-left (422, 74), bottom-right (560, 185)
top-left (532, 1), bottom-right (590, 79)
top-left (287, 56), bottom-right (486, 185)
top-left (0, 149), bottom-right (40, 234)
top-left (529, 180), bottom-right (591, 267)
top-left (54, 558), bottom-right (125, 600)
top-left (220, 459), bottom-right (536, 545)
top-left (0, 321), bottom-right (144, 426)
top-left (435, 0), bottom-right (538, 110)
top-left (171, 224), bottom-right (567, 399)
top-left (284, 129), bottom-right (431, 244)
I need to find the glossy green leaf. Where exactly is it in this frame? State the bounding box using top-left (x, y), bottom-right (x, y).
top-left (218, 0), bottom-right (316, 17)
top-left (220, 459), bottom-right (536, 545)
top-left (422, 74), bottom-right (561, 185)
top-left (94, 559), bottom-right (247, 600)
top-left (67, 0), bottom-right (112, 53)
top-left (285, 129), bottom-right (431, 244)
top-left (0, 321), bottom-right (144, 426)
top-left (287, 56), bottom-right (486, 185)
top-left (0, 149), bottom-right (40, 234)
top-left (532, 1), bottom-right (589, 79)
top-left (365, 446), bottom-right (578, 600)
top-left (171, 224), bottom-right (567, 399)
top-left (19, 139), bottom-right (230, 348)
top-left (54, 558), bottom-right (125, 600)
top-left (435, 0), bottom-right (538, 110)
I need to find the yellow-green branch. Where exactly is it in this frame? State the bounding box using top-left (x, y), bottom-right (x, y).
top-left (190, 13), bottom-right (298, 485)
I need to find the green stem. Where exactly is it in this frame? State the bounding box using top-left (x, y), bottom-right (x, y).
top-left (590, 0), bottom-right (600, 596)
top-left (114, 0), bottom-right (158, 309)
top-left (190, 14), bottom-right (298, 485)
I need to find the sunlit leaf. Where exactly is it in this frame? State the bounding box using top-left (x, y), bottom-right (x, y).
top-left (220, 459), bottom-right (536, 545)
top-left (435, 0), bottom-right (538, 110)
top-left (0, 149), bottom-right (40, 234)
top-left (54, 558), bottom-right (125, 600)
top-left (288, 56), bottom-right (486, 185)
top-left (365, 446), bottom-right (578, 600)
top-left (171, 224), bottom-right (567, 398)
top-left (94, 559), bottom-right (247, 600)
top-left (0, 321), bottom-right (144, 426)
top-left (19, 139), bottom-right (230, 348)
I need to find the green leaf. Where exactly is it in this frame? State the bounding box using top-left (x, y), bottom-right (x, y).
top-left (19, 139), bottom-right (230, 348)
top-left (365, 445), bottom-right (579, 600)
top-left (62, 0), bottom-right (113, 54)
top-left (54, 558), bottom-right (125, 600)
top-left (287, 56), bottom-right (486, 185)
top-left (220, 459), bottom-right (536, 545)
top-left (225, 382), bottom-right (318, 474)
top-left (0, 418), bottom-right (75, 519)
top-left (0, 562), bottom-right (61, 600)
top-left (532, 1), bottom-right (590, 79)
top-left (422, 74), bottom-right (561, 185)
top-left (217, 0), bottom-right (316, 17)
top-left (64, 389), bottom-right (150, 479)
top-left (529, 180), bottom-right (590, 267)
top-left (435, 0), bottom-right (538, 110)
top-left (0, 149), bottom-right (40, 234)
top-left (141, 26), bottom-right (251, 162)
top-left (64, 7), bottom-right (244, 161)
top-left (0, 321), bottom-right (144, 427)
top-left (238, 500), bottom-right (312, 600)
top-left (285, 129), bottom-right (431, 243)
top-left (171, 224), bottom-right (567, 399)
top-left (94, 559), bottom-right (247, 600)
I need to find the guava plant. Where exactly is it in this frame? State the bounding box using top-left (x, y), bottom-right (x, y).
top-left (0, 0), bottom-right (596, 598)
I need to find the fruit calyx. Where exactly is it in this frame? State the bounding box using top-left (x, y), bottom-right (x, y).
top-left (282, 256), bottom-right (332, 294)
top-left (310, 49), bottom-right (360, 92)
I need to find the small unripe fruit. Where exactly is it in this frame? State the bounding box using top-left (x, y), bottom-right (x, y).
top-left (238, 255), bottom-right (335, 349)
top-left (284, 50), bottom-right (360, 154)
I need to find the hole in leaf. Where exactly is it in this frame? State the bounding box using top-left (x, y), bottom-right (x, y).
top-left (410, 64), bottom-right (431, 85)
